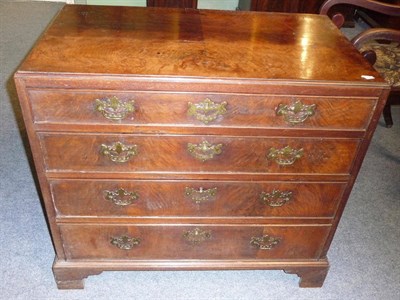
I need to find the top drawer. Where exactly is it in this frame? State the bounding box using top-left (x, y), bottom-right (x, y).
top-left (28, 89), bottom-right (376, 131)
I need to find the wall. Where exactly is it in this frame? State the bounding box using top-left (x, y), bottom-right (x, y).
top-left (33, 0), bottom-right (75, 3)
top-left (86, 0), bottom-right (239, 10)
top-left (19, 0), bottom-right (239, 10)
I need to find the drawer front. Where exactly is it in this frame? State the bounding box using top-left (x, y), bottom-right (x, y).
top-left (59, 224), bottom-right (331, 260)
top-left (40, 133), bottom-right (359, 174)
top-left (29, 89), bottom-right (376, 130)
top-left (51, 180), bottom-right (345, 218)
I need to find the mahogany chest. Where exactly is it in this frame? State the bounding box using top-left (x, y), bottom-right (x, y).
top-left (14, 5), bottom-right (389, 289)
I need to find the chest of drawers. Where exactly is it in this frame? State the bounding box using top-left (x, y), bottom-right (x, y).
top-left (15, 5), bottom-right (389, 289)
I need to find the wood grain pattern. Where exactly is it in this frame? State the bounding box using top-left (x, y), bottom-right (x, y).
top-left (14, 5), bottom-right (390, 288)
top-left (28, 89), bottom-right (377, 130)
top-left (18, 5), bottom-right (385, 83)
top-left (39, 133), bottom-right (360, 174)
top-left (59, 224), bottom-right (331, 260)
top-left (52, 258), bottom-right (329, 289)
top-left (50, 179), bottom-right (345, 218)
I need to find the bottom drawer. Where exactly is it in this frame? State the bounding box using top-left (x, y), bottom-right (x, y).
top-left (60, 224), bottom-right (331, 260)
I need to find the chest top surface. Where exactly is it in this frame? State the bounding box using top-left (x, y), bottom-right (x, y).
top-left (18, 4), bottom-right (385, 85)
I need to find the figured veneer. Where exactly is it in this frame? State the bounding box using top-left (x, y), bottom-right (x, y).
top-left (39, 133), bottom-right (360, 174)
top-left (28, 90), bottom-right (376, 131)
top-left (50, 179), bottom-right (346, 218)
top-left (14, 5), bottom-right (389, 289)
top-left (59, 224), bottom-right (331, 260)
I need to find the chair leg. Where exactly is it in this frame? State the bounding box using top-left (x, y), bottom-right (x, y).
top-left (383, 102), bottom-right (393, 128)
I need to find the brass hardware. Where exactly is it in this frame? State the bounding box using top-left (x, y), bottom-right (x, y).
top-left (187, 140), bottom-right (223, 162)
top-left (100, 141), bottom-right (138, 163)
top-left (260, 189), bottom-right (293, 207)
top-left (276, 100), bottom-right (316, 125)
top-left (250, 234), bottom-right (281, 250)
top-left (95, 96), bottom-right (135, 120)
top-left (185, 187), bottom-right (217, 204)
top-left (267, 146), bottom-right (303, 166)
top-left (110, 235), bottom-right (141, 250)
top-left (104, 188), bottom-right (139, 206)
top-left (188, 98), bottom-right (227, 124)
top-left (183, 228), bottom-right (212, 244)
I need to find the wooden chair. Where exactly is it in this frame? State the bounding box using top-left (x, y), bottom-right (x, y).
top-left (320, 0), bottom-right (400, 127)
top-left (147, 0), bottom-right (198, 8)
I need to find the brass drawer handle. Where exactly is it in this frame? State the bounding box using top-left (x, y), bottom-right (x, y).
top-left (185, 187), bottom-right (217, 204)
top-left (183, 228), bottom-right (212, 244)
top-left (250, 234), bottom-right (281, 250)
top-left (110, 235), bottom-right (141, 250)
top-left (104, 188), bottom-right (139, 206)
top-left (187, 140), bottom-right (223, 162)
top-left (276, 100), bottom-right (316, 125)
top-left (100, 141), bottom-right (138, 163)
top-left (188, 98), bottom-right (227, 124)
top-left (95, 96), bottom-right (135, 121)
top-left (267, 146), bottom-right (303, 166)
top-left (260, 189), bottom-right (293, 207)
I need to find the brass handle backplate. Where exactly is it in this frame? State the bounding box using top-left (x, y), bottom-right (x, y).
top-left (104, 188), bottom-right (139, 206)
top-left (188, 98), bottom-right (227, 124)
top-left (267, 146), bottom-right (303, 166)
top-left (260, 189), bottom-right (293, 207)
top-left (185, 187), bottom-right (217, 204)
top-left (183, 228), bottom-right (212, 244)
top-left (95, 96), bottom-right (135, 120)
top-left (250, 234), bottom-right (281, 250)
top-left (276, 100), bottom-right (316, 125)
top-left (187, 140), bottom-right (223, 162)
top-left (100, 141), bottom-right (138, 163)
top-left (110, 235), bottom-right (141, 250)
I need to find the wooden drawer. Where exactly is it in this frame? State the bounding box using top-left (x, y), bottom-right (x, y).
top-left (39, 133), bottom-right (360, 175)
top-left (59, 224), bottom-right (331, 260)
top-left (28, 89), bottom-right (376, 130)
top-left (51, 179), bottom-right (345, 218)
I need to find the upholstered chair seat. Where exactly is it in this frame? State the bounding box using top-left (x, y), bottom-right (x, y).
top-left (360, 41), bottom-right (400, 87)
top-left (320, 0), bottom-right (400, 127)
